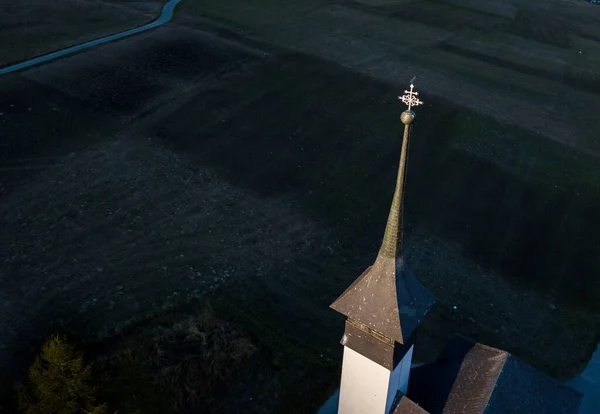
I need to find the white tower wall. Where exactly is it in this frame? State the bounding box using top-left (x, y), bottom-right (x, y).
top-left (338, 344), bottom-right (415, 414)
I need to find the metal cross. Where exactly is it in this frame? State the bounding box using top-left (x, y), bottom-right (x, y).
top-left (398, 83), bottom-right (423, 111)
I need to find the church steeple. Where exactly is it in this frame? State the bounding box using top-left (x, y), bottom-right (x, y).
top-left (330, 82), bottom-right (434, 347)
top-left (329, 83), bottom-right (435, 414)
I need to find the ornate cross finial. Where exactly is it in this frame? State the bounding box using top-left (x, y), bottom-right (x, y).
top-left (398, 82), bottom-right (423, 111)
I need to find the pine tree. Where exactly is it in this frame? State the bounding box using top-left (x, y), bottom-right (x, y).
top-left (18, 335), bottom-right (108, 414)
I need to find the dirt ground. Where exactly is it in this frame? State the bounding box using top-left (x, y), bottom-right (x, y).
top-left (1, 0), bottom-right (600, 411)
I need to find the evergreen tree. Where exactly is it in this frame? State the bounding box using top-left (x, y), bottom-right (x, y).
top-left (18, 335), bottom-right (108, 414)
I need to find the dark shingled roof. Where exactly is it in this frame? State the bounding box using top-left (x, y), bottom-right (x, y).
top-left (484, 355), bottom-right (582, 413)
top-left (407, 334), bottom-right (583, 414)
top-left (331, 261), bottom-right (435, 345)
top-left (390, 391), bottom-right (429, 414)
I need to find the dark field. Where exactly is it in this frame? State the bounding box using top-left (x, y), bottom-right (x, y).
top-left (1, 0), bottom-right (600, 410)
top-left (0, 0), bottom-right (163, 67)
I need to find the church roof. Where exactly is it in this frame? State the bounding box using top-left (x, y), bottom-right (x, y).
top-left (407, 334), bottom-right (583, 414)
top-left (330, 261), bottom-right (434, 345)
top-left (390, 392), bottom-right (428, 414)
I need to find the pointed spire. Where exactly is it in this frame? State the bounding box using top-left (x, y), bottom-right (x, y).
top-left (379, 82), bottom-right (422, 259)
top-left (330, 82), bottom-right (433, 345)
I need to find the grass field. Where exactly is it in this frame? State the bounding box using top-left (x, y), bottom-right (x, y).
top-left (1, 0), bottom-right (600, 411)
top-left (0, 0), bottom-right (164, 67)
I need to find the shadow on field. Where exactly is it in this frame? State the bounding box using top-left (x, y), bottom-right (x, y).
top-left (0, 137), bottom-right (333, 381)
top-left (411, 107), bottom-right (600, 309)
top-left (153, 53), bottom-right (600, 313)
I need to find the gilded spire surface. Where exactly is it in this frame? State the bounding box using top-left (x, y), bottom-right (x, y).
top-left (379, 83), bottom-right (423, 259)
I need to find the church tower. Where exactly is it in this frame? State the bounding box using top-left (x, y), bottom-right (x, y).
top-left (330, 83), bottom-right (435, 414)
